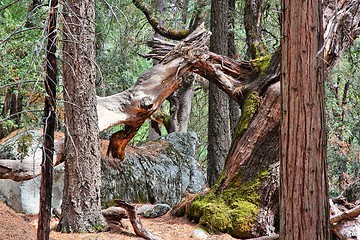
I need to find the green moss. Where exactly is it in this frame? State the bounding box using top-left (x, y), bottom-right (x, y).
top-left (234, 92), bottom-right (260, 139)
top-left (251, 54), bottom-right (272, 75)
top-left (189, 169), bottom-right (270, 238)
top-left (16, 133), bottom-right (33, 160)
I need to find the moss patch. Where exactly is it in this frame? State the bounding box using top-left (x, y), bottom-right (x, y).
top-left (234, 92), bottom-right (260, 140)
top-left (251, 54), bottom-right (272, 75)
top-left (189, 170), bottom-right (269, 238)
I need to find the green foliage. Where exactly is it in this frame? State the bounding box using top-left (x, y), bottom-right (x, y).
top-left (188, 83), bottom-right (208, 166)
top-left (326, 39), bottom-right (360, 197)
top-left (0, 0), bottom-right (46, 135)
top-left (95, 0), bottom-right (153, 96)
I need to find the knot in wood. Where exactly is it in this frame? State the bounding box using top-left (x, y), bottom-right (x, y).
top-left (140, 96), bottom-right (154, 110)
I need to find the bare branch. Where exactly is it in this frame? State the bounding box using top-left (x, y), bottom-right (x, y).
top-left (0, 0), bottom-right (21, 12)
top-left (132, 0), bottom-right (202, 40)
top-left (115, 199), bottom-right (162, 240)
top-left (331, 205), bottom-right (360, 225)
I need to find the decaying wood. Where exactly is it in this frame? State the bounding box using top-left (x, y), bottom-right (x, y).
top-left (331, 205), bottom-right (360, 225)
top-left (323, 0), bottom-right (360, 68)
top-left (107, 125), bottom-right (140, 160)
top-left (95, 23), bottom-right (211, 159)
top-left (0, 138), bottom-right (64, 181)
top-left (115, 199), bottom-right (162, 240)
top-left (330, 199), bottom-right (360, 239)
top-left (101, 206), bottom-right (128, 226)
top-left (96, 23), bottom-right (210, 132)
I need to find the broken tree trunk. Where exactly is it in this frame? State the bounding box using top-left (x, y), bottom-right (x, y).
top-left (96, 23), bottom-right (211, 160)
top-left (38, 0), bottom-right (58, 238)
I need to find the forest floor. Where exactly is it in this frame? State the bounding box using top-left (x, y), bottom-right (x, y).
top-left (0, 201), bottom-right (236, 240)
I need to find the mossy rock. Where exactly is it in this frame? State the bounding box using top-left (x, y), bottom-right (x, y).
top-left (189, 170), bottom-right (269, 238)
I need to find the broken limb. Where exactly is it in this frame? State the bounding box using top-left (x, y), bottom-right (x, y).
top-left (115, 199), bottom-right (162, 240)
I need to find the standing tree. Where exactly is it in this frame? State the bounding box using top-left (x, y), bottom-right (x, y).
top-left (37, 0), bottom-right (58, 239)
top-left (59, 0), bottom-right (106, 232)
top-left (280, 0), bottom-right (330, 238)
top-left (207, 0), bottom-right (230, 187)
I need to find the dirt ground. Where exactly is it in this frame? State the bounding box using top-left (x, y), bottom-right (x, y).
top-left (0, 201), bottom-right (236, 240)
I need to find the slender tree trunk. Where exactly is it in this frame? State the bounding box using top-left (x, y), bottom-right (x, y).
top-left (148, 0), bottom-right (166, 140)
top-left (59, 0), bottom-right (106, 232)
top-left (228, 0), bottom-right (240, 137)
top-left (244, 0), bottom-right (266, 59)
top-left (207, 0), bottom-right (230, 187)
top-left (37, 0), bottom-right (58, 238)
top-left (280, 0), bottom-right (330, 239)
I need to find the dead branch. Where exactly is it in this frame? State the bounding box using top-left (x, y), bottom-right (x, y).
top-left (96, 23), bottom-right (210, 133)
top-left (323, 0), bottom-right (360, 67)
top-left (107, 125), bottom-right (140, 160)
top-left (0, 0), bottom-right (21, 12)
top-left (331, 205), bottom-right (360, 225)
top-left (115, 199), bottom-right (162, 240)
top-left (101, 206), bottom-right (127, 224)
top-left (132, 0), bottom-right (202, 40)
top-left (0, 138), bottom-right (64, 181)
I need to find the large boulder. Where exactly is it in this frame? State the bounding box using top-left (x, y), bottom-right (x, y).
top-left (101, 132), bottom-right (206, 207)
top-left (0, 130), bottom-right (206, 213)
top-left (0, 164), bottom-right (65, 214)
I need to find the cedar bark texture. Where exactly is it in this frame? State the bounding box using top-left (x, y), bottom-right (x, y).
top-left (280, 0), bottom-right (330, 239)
top-left (59, 0), bottom-right (106, 232)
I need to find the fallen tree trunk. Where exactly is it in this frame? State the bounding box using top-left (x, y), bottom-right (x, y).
top-left (0, 130), bottom-right (64, 181)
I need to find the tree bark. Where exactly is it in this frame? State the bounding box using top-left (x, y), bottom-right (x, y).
top-left (37, 0), bottom-right (58, 238)
top-left (0, 2), bottom-right (359, 235)
top-left (228, 0), bottom-right (241, 138)
top-left (167, 73), bottom-right (195, 133)
top-left (244, 0), bottom-right (267, 59)
top-left (187, 1), bottom-right (360, 238)
top-left (280, 0), bottom-right (330, 239)
top-left (207, 0), bottom-right (230, 187)
top-left (59, 0), bottom-right (106, 232)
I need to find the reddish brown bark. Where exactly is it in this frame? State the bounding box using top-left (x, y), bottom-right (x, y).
top-left (280, 0), bottom-right (330, 239)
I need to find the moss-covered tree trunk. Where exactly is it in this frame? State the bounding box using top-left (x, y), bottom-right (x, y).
top-left (188, 0), bottom-right (360, 238)
top-left (189, 52), bottom-right (281, 238)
